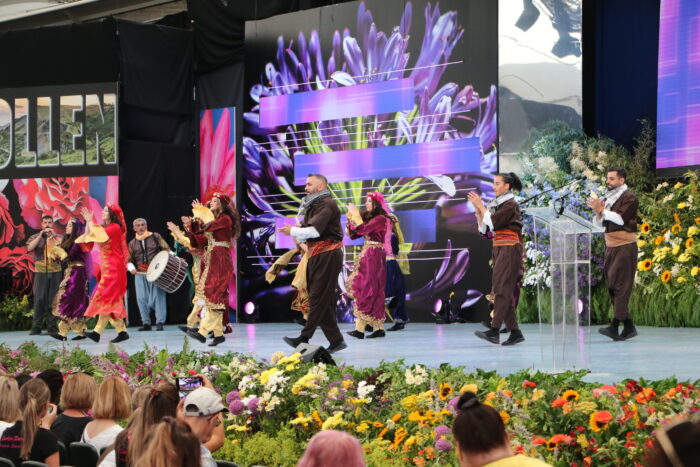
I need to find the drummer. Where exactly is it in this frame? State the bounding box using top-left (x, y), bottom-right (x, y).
top-left (127, 218), bottom-right (171, 331)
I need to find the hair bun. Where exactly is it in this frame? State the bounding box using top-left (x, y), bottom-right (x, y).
top-left (458, 392), bottom-right (480, 411)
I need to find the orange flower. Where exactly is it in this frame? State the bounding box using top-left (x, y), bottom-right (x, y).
top-left (532, 437), bottom-right (546, 446)
top-left (655, 235), bottom-right (665, 245)
top-left (551, 397), bottom-right (567, 408)
top-left (661, 270), bottom-right (672, 283)
top-left (635, 387), bottom-right (657, 404)
top-left (501, 389), bottom-right (513, 397)
top-left (695, 217), bottom-right (700, 225)
top-left (562, 390), bottom-right (580, 402)
top-left (378, 427), bottom-right (389, 439)
top-left (671, 224), bottom-right (682, 234)
top-left (522, 380), bottom-right (537, 389)
top-left (686, 238), bottom-right (694, 249)
top-left (589, 411), bottom-right (613, 432)
top-left (546, 434), bottom-right (572, 450)
top-left (673, 213), bottom-right (681, 224)
top-left (640, 223), bottom-right (651, 235)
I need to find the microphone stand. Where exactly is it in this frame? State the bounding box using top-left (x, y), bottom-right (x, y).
top-left (520, 177), bottom-right (585, 217)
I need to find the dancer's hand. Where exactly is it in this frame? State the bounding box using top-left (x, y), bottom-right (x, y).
top-left (347, 203), bottom-right (358, 216)
top-left (166, 221), bottom-right (178, 232)
top-left (467, 191), bottom-right (485, 212)
top-left (80, 207), bottom-right (93, 222)
top-left (192, 199), bottom-right (203, 208)
top-left (278, 225), bottom-right (292, 236)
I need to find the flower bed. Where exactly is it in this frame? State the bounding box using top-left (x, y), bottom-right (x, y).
top-left (1, 342), bottom-right (697, 467)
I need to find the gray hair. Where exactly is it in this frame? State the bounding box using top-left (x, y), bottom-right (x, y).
top-left (132, 218), bottom-right (147, 226)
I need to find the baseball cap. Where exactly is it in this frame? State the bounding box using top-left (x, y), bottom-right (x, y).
top-left (183, 387), bottom-right (227, 417)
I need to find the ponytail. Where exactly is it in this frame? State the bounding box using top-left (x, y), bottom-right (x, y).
top-left (496, 172), bottom-right (523, 192)
top-left (18, 379), bottom-right (50, 460)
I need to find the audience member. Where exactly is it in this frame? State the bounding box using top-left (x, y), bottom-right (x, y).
top-left (178, 386), bottom-right (227, 467)
top-left (452, 392), bottom-right (552, 467)
top-left (82, 377), bottom-right (131, 451)
top-left (130, 384), bottom-right (154, 411)
top-left (14, 374), bottom-right (32, 389)
top-left (0, 377), bottom-right (20, 435)
top-left (36, 369), bottom-right (64, 408)
top-left (646, 415), bottom-right (700, 467)
top-left (51, 372), bottom-right (97, 446)
top-left (0, 378), bottom-right (59, 467)
top-left (297, 430), bottom-right (366, 467)
top-left (133, 416), bottom-right (202, 467)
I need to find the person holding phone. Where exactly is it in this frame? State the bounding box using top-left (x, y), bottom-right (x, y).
top-left (177, 386), bottom-right (227, 467)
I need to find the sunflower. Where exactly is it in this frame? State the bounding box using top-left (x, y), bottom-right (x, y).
top-left (686, 238), bottom-right (694, 249)
top-left (589, 411), bottom-right (613, 432)
top-left (640, 223), bottom-right (651, 235)
top-left (655, 235), bottom-right (665, 246)
top-left (695, 217), bottom-right (700, 225)
top-left (637, 259), bottom-right (652, 272)
top-left (672, 224), bottom-right (682, 234)
top-left (439, 383), bottom-right (453, 401)
top-left (562, 390), bottom-right (580, 402)
top-left (661, 270), bottom-right (672, 283)
top-left (546, 434), bottom-right (570, 450)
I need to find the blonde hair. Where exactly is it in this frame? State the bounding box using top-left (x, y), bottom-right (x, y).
top-left (19, 379), bottom-right (51, 460)
top-left (92, 377), bottom-right (131, 420)
top-left (0, 376), bottom-right (21, 423)
top-left (59, 373), bottom-right (97, 412)
top-left (131, 384), bottom-right (154, 410)
top-left (133, 417), bottom-right (201, 467)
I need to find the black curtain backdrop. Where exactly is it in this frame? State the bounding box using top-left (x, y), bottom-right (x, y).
top-left (582, 0), bottom-right (660, 149)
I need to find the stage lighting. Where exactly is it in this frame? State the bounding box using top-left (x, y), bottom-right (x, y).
top-left (240, 301), bottom-right (260, 323)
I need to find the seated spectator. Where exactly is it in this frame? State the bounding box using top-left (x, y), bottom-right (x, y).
top-left (36, 369), bottom-right (64, 408)
top-left (0, 377), bottom-right (20, 435)
top-left (82, 377), bottom-right (132, 451)
top-left (646, 415), bottom-right (700, 467)
top-left (14, 374), bottom-right (32, 389)
top-left (130, 384), bottom-right (154, 411)
top-left (0, 378), bottom-right (59, 467)
top-left (51, 372), bottom-right (97, 445)
top-left (452, 392), bottom-right (552, 467)
top-left (297, 430), bottom-right (365, 467)
top-left (99, 382), bottom-right (179, 467)
top-left (178, 386), bottom-right (228, 467)
top-left (133, 416), bottom-right (202, 467)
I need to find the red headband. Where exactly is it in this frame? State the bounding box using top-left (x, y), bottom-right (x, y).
top-left (206, 192), bottom-right (231, 206)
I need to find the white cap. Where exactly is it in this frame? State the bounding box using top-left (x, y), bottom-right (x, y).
top-left (183, 387), bottom-right (227, 417)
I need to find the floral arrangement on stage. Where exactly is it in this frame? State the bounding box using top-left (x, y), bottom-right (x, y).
top-left (1, 342), bottom-right (698, 467)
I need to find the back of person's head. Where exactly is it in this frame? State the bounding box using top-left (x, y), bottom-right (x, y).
top-left (18, 378), bottom-right (51, 460)
top-left (92, 376), bottom-right (131, 420)
top-left (647, 417), bottom-right (700, 467)
top-left (131, 384), bottom-right (154, 410)
top-left (0, 376), bottom-right (20, 423)
top-left (127, 382), bottom-right (179, 463)
top-left (60, 372), bottom-right (97, 412)
top-left (36, 369), bottom-right (63, 406)
top-left (297, 430), bottom-right (365, 467)
top-left (452, 392), bottom-right (508, 456)
top-left (15, 374), bottom-right (32, 389)
top-left (133, 416), bottom-right (201, 467)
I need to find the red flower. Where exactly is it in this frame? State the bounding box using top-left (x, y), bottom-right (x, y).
top-left (522, 380), bottom-right (537, 388)
top-left (188, 369), bottom-right (197, 375)
top-left (625, 379), bottom-right (643, 393)
top-left (0, 193), bottom-right (26, 245)
top-left (0, 246), bottom-right (34, 295)
top-left (551, 397), bottom-right (567, 408)
top-left (635, 387), bottom-right (657, 404)
top-left (13, 177), bottom-right (99, 233)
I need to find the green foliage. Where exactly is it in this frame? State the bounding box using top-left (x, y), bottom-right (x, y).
top-left (0, 295), bottom-right (33, 331)
top-left (217, 427), bottom-right (304, 466)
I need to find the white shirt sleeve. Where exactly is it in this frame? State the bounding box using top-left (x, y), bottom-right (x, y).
top-left (127, 262), bottom-right (136, 272)
top-left (602, 209), bottom-right (624, 226)
top-left (592, 214), bottom-right (604, 228)
top-left (290, 226), bottom-right (320, 241)
top-left (478, 211), bottom-right (494, 234)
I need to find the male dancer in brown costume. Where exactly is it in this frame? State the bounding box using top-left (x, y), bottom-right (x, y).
top-left (587, 167), bottom-right (639, 341)
top-left (469, 173), bottom-right (526, 346)
top-left (279, 174), bottom-right (348, 354)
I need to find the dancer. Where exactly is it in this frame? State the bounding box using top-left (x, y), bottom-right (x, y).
top-left (79, 205), bottom-right (130, 344)
top-left (49, 219), bottom-right (92, 341)
top-left (587, 167), bottom-right (639, 341)
top-left (167, 221), bottom-right (206, 334)
top-left (280, 174), bottom-right (347, 353)
top-left (182, 193), bottom-right (240, 347)
top-left (26, 215), bottom-right (62, 335)
top-left (127, 218), bottom-right (170, 331)
top-left (385, 215), bottom-right (408, 332)
top-left (345, 192), bottom-right (393, 339)
top-left (469, 173), bottom-right (525, 346)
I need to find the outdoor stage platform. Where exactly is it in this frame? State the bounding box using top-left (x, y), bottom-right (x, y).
top-left (2, 323), bottom-right (699, 384)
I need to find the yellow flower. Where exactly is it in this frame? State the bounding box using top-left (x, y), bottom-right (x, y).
top-left (689, 226), bottom-right (699, 237)
top-left (404, 436), bottom-right (416, 447)
top-left (672, 245), bottom-right (681, 255)
top-left (312, 410), bottom-right (323, 427)
top-left (460, 383), bottom-right (478, 394)
top-left (589, 411), bottom-right (613, 432)
top-left (677, 276), bottom-right (687, 283)
top-left (672, 224), bottom-right (682, 234)
top-left (677, 202), bottom-right (687, 209)
top-left (355, 422), bottom-right (370, 433)
top-left (259, 367), bottom-right (280, 385)
top-left (679, 253), bottom-right (691, 263)
top-left (638, 259), bottom-right (652, 271)
top-left (439, 383), bottom-right (453, 401)
top-left (562, 390), bottom-right (580, 402)
top-left (577, 434), bottom-right (589, 448)
top-left (637, 239), bottom-right (647, 247)
top-left (692, 267), bottom-right (699, 277)
top-left (661, 270), bottom-right (672, 283)
top-left (499, 411), bottom-right (510, 424)
top-left (674, 182), bottom-right (684, 189)
top-left (321, 412), bottom-right (346, 430)
top-left (686, 238), bottom-right (694, 249)
top-left (290, 412), bottom-right (313, 427)
top-left (532, 389), bottom-right (545, 401)
top-left (342, 379), bottom-right (354, 389)
top-left (640, 223), bottom-right (651, 235)
top-left (401, 395), bottom-right (419, 412)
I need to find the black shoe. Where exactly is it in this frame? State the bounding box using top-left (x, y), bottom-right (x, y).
top-left (474, 327), bottom-right (500, 344)
top-left (480, 319), bottom-right (492, 329)
top-left (366, 330), bottom-right (386, 338)
top-left (387, 323), bottom-right (405, 332)
top-left (208, 336), bottom-right (225, 347)
top-left (178, 325), bottom-right (193, 334)
top-left (293, 317), bottom-right (307, 326)
top-left (188, 330), bottom-right (207, 343)
top-left (111, 332), bottom-right (130, 343)
top-left (49, 333), bottom-right (66, 341)
top-left (500, 328), bottom-right (509, 334)
top-left (619, 326), bottom-right (638, 340)
top-left (156, 324), bottom-right (164, 331)
top-left (283, 335), bottom-right (308, 348)
top-left (502, 329), bottom-right (525, 346)
top-left (72, 335), bottom-right (87, 341)
top-left (86, 331), bottom-right (100, 343)
top-left (364, 324), bottom-right (373, 333)
top-left (347, 330), bottom-right (364, 340)
top-left (29, 329), bottom-right (42, 336)
top-left (327, 339), bottom-right (348, 354)
top-left (598, 324), bottom-right (622, 341)
top-left (138, 325), bottom-right (152, 331)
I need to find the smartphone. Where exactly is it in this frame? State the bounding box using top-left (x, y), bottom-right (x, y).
top-left (176, 376), bottom-right (203, 399)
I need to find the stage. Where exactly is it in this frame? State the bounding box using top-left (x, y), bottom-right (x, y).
top-left (2, 323), bottom-right (699, 384)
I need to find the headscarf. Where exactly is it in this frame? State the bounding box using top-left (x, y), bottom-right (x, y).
top-left (298, 188), bottom-right (332, 216)
top-left (367, 192), bottom-right (396, 259)
top-left (107, 203), bottom-right (129, 265)
top-left (205, 191), bottom-right (231, 206)
top-left (367, 191), bottom-right (393, 216)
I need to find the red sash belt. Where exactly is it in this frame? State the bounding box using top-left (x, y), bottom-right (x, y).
top-left (493, 229), bottom-right (521, 247)
top-left (309, 239), bottom-right (343, 257)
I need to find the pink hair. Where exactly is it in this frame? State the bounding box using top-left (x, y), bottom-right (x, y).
top-left (297, 430), bottom-right (365, 467)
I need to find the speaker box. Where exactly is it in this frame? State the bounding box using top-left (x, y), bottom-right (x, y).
top-left (294, 343), bottom-right (336, 366)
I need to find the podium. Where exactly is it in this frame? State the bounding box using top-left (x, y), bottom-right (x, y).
top-left (525, 207), bottom-right (604, 371)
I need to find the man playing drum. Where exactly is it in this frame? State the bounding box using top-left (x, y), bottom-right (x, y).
top-left (127, 218), bottom-right (171, 331)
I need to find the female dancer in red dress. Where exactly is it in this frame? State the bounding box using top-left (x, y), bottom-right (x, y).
top-left (183, 193), bottom-right (240, 346)
top-left (345, 192), bottom-right (393, 339)
top-left (79, 205), bottom-right (130, 343)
